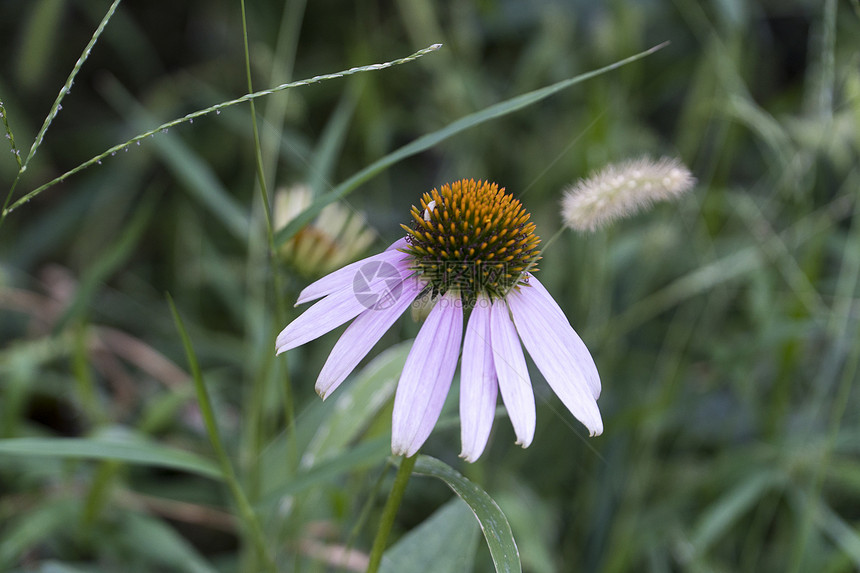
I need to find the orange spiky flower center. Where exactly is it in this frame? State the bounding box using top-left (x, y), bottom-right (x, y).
top-left (401, 179), bottom-right (541, 307)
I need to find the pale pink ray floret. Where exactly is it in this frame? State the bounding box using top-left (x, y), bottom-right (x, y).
top-left (276, 239), bottom-right (602, 461)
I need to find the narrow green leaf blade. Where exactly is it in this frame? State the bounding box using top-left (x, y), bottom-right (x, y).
top-left (380, 498), bottom-right (480, 573)
top-left (257, 436), bottom-right (390, 507)
top-left (690, 469), bottom-right (784, 555)
top-left (275, 42), bottom-right (667, 246)
top-left (0, 437), bottom-right (221, 479)
top-left (117, 512), bottom-right (219, 573)
top-left (414, 455), bottom-right (521, 573)
top-left (0, 497), bottom-right (78, 570)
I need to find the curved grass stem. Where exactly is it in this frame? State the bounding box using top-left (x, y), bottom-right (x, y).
top-left (2, 43), bottom-right (442, 218)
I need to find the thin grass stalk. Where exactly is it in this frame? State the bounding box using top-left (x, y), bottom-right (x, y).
top-left (0, 0), bottom-right (122, 225)
top-left (0, 101), bottom-right (22, 171)
top-left (167, 295), bottom-right (276, 573)
top-left (21, 0), bottom-right (123, 172)
top-left (261, 0), bottom-right (306, 184)
top-left (274, 42), bottom-right (669, 246)
top-left (237, 0), bottom-right (282, 503)
top-left (1, 43), bottom-right (442, 217)
top-left (71, 323), bottom-right (102, 424)
top-left (789, 171), bottom-right (860, 572)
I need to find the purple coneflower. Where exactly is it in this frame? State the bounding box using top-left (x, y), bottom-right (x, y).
top-left (276, 179), bottom-right (602, 461)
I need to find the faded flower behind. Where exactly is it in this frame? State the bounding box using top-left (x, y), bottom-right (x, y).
top-left (561, 156), bottom-right (695, 232)
top-left (276, 179), bottom-right (602, 461)
top-left (275, 184), bottom-right (376, 277)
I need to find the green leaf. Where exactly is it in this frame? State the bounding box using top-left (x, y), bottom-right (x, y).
top-left (18, 562), bottom-right (100, 573)
top-left (0, 497), bottom-right (79, 570)
top-left (116, 512), bottom-right (219, 573)
top-left (308, 89), bottom-right (358, 197)
top-left (414, 455), bottom-right (521, 573)
top-left (690, 469), bottom-right (785, 555)
top-left (257, 436), bottom-right (389, 507)
top-left (494, 483), bottom-right (557, 573)
top-left (258, 341), bottom-right (410, 506)
top-left (303, 340), bottom-right (411, 463)
top-left (0, 437), bottom-right (221, 479)
top-left (16, 0), bottom-right (65, 90)
top-left (101, 78), bottom-right (251, 240)
top-left (379, 498), bottom-right (480, 573)
top-left (812, 497), bottom-right (860, 568)
top-left (53, 192), bottom-right (156, 332)
top-left (275, 42), bottom-right (667, 246)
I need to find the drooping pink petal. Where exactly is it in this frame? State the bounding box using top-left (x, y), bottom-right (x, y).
top-left (522, 275), bottom-right (601, 399)
top-left (391, 291), bottom-right (463, 457)
top-left (489, 298), bottom-right (536, 448)
top-left (315, 278), bottom-right (423, 399)
top-left (275, 287), bottom-right (368, 354)
top-left (507, 285), bottom-right (603, 436)
top-left (277, 246), bottom-right (414, 354)
top-left (296, 238), bottom-right (409, 305)
top-left (459, 295), bottom-right (498, 462)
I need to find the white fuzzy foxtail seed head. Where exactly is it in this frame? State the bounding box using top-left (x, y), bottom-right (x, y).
top-left (561, 157), bottom-right (695, 232)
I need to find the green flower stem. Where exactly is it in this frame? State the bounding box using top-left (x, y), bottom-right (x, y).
top-left (366, 454), bottom-right (418, 573)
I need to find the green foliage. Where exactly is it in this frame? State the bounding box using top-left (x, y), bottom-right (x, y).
top-left (1, 0), bottom-right (859, 571)
top-left (415, 455), bottom-right (521, 573)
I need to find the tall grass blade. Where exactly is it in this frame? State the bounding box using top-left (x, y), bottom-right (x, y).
top-left (0, 101), bottom-right (22, 170)
top-left (274, 42), bottom-right (668, 246)
top-left (167, 295), bottom-right (276, 572)
top-left (22, 0), bottom-right (123, 171)
top-left (3, 44), bottom-right (442, 216)
top-left (0, 436), bottom-right (221, 478)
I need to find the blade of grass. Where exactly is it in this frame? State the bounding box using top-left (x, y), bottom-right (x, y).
top-left (256, 436), bottom-right (389, 508)
top-left (2, 43), bottom-right (442, 218)
top-left (237, 0), bottom-right (295, 508)
top-left (21, 0), bottom-right (123, 170)
top-left (100, 78), bottom-right (251, 240)
top-left (119, 512), bottom-right (219, 573)
top-left (0, 0), bottom-right (123, 226)
top-left (0, 436), bottom-right (220, 479)
top-left (167, 295), bottom-right (276, 572)
top-left (53, 191), bottom-right (156, 333)
top-left (0, 497), bottom-right (79, 570)
top-left (690, 469), bottom-right (785, 557)
top-left (0, 101), bottom-right (22, 170)
top-left (260, 0), bottom-right (307, 187)
top-left (274, 41), bottom-right (669, 246)
top-left (307, 89), bottom-right (358, 198)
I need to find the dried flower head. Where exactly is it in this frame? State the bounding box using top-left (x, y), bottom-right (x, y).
top-left (561, 157), bottom-right (695, 232)
top-left (275, 185), bottom-right (376, 277)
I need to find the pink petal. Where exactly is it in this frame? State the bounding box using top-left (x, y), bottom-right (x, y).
top-left (490, 298), bottom-right (536, 448)
top-left (315, 278), bottom-right (423, 399)
top-left (275, 287), bottom-right (368, 354)
top-left (296, 238), bottom-right (409, 305)
top-left (507, 285), bottom-right (603, 436)
top-left (277, 245), bottom-right (413, 354)
top-left (523, 275), bottom-right (601, 399)
top-left (391, 291), bottom-right (463, 457)
top-left (459, 295), bottom-right (498, 462)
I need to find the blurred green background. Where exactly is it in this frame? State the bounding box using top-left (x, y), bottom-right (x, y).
top-left (1, 0), bottom-right (859, 571)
